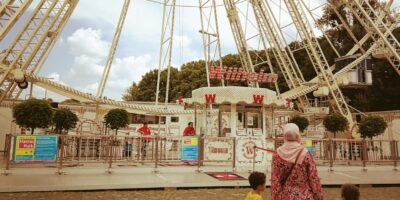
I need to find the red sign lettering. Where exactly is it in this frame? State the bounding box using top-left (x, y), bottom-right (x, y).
top-left (209, 66), bottom-right (226, 80)
top-left (286, 99), bottom-right (293, 108)
top-left (178, 96), bottom-right (183, 104)
top-left (246, 146), bottom-right (254, 156)
top-left (209, 66), bottom-right (277, 83)
top-left (253, 95), bottom-right (264, 104)
top-left (205, 94), bottom-right (216, 104)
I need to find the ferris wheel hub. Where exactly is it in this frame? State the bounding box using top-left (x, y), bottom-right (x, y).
top-left (12, 68), bottom-right (25, 83)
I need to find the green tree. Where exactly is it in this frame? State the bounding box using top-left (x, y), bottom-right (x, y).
top-left (104, 108), bottom-right (129, 135)
top-left (53, 108), bottom-right (79, 134)
top-left (122, 82), bottom-right (139, 101)
top-left (359, 115), bottom-right (387, 139)
top-left (323, 113), bottom-right (349, 138)
top-left (61, 99), bottom-right (80, 104)
top-left (124, 68), bottom-right (180, 102)
top-left (13, 99), bottom-right (53, 134)
top-left (289, 115), bottom-right (309, 133)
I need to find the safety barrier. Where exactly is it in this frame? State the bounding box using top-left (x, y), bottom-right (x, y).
top-left (2, 134), bottom-right (399, 175)
top-left (266, 138), bottom-right (399, 171)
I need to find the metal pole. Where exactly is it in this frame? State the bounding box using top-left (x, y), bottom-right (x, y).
top-left (232, 137), bottom-right (236, 172)
top-left (29, 82), bottom-right (33, 99)
top-left (329, 139), bottom-right (333, 172)
top-left (2, 134), bottom-right (12, 175)
top-left (194, 103), bottom-right (197, 133)
top-left (362, 138), bottom-right (367, 171)
top-left (97, 0), bottom-right (131, 98)
top-left (271, 106), bottom-right (275, 139)
top-left (198, 0), bottom-right (211, 87)
top-left (196, 135), bottom-right (202, 172)
top-left (154, 135), bottom-right (159, 173)
top-left (107, 136), bottom-right (114, 174)
top-left (57, 136), bottom-right (65, 175)
top-left (252, 145), bottom-right (256, 172)
top-left (393, 140), bottom-right (398, 171)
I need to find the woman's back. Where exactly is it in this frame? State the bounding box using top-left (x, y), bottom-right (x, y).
top-left (271, 152), bottom-right (323, 200)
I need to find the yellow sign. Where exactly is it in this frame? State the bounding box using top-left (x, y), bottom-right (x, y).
top-left (182, 137), bottom-right (198, 146)
top-left (305, 139), bottom-right (312, 147)
top-left (15, 136), bottom-right (36, 160)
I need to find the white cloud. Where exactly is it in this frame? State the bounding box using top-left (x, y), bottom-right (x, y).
top-left (174, 35), bottom-right (192, 48)
top-left (46, 72), bottom-right (61, 83)
top-left (103, 54), bottom-right (154, 99)
top-left (67, 28), bottom-right (110, 58)
top-left (58, 26), bottom-right (155, 100)
top-left (81, 82), bottom-right (99, 94)
top-left (109, 54), bottom-right (153, 83)
top-left (69, 54), bottom-right (104, 79)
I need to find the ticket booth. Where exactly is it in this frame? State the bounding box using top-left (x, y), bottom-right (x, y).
top-left (185, 86), bottom-right (284, 167)
top-left (186, 86), bottom-right (282, 137)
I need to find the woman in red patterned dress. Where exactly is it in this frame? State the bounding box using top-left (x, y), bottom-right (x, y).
top-left (271, 123), bottom-right (323, 200)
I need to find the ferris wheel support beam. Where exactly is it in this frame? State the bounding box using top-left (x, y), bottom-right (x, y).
top-left (345, 0), bottom-right (400, 76)
top-left (251, 10), bottom-right (281, 97)
top-left (329, 4), bottom-right (366, 54)
top-left (97, 0), bottom-right (131, 98)
top-left (282, 14), bottom-right (400, 101)
top-left (198, 0), bottom-right (224, 87)
top-left (13, 0), bottom-right (78, 101)
top-left (0, 0), bottom-right (78, 104)
top-left (300, 1), bottom-right (341, 58)
top-left (222, 0), bottom-right (256, 78)
top-left (155, 0), bottom-right (176, 106)
top-left (0, 0), bottom-right (33, 42)
top-left (284, 0), bottom-right (352, 124)
top-left (251, 0), bottom-right (313, 102)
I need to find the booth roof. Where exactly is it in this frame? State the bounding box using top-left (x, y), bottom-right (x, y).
top-left (185, 86), bottom-right (284, 105)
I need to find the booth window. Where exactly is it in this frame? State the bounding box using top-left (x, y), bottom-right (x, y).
top-left (171, 116), bottom-right (179, 123)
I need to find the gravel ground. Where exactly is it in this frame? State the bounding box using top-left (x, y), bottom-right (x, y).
top-left (0, 187), bottom-right (399, 200)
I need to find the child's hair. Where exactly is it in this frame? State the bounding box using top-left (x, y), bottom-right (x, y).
top-left (341, 184), bottom-right (360, 200)
top-left (248, 172), bottom-right (266, 190)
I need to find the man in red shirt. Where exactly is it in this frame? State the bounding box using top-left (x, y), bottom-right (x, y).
top-left (183, 122), bottom-right (195, 136)
top-left (138, 122), bottom-right (151, 158)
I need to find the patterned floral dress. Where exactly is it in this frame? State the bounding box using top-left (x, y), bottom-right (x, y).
top-left (271, 152), bottom-right (323, 200)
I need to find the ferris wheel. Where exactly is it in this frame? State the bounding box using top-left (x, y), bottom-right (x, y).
top-left (0, 0), bottom-right (399, 125)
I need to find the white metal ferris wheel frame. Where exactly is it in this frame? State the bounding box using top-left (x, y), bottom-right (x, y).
top-left (0, 0), bottom-right (399, 120)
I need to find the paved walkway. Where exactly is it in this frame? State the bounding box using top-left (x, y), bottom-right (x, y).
top-left (1, 163), bottom-right (400, 193)
top-left (1, 187), bottom-right (400, 200)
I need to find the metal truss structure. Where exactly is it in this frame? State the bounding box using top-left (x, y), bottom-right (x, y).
top-left (155, 0), bottom-right (176, 106)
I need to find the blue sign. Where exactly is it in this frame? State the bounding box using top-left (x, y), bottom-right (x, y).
top-left (34, 135), bottom-right (58, 161)
top-left (181, 137), bottom-right (198, 160)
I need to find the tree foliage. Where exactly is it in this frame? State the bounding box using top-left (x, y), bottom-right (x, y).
top-left (122, 82), bottom-right (139, 101)
top-left (289, 115), bottom-right (309, 133)
top-left (61, 99), bottom-right (80, 104)
top-left (13, 99), bottom-right (53, 134)
top-left (323, 113), bottom-right (349, 138)
top-left (53, 108), bottom-right (79, 134)
top-left (359, 115), bottom-right (387, 139)
top-left (104, 108), bottom-right (129, 135)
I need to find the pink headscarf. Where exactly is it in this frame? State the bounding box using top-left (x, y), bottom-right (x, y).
top-left (277, 123), bottom-right (308, 164)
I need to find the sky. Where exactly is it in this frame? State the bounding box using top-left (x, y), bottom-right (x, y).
top-left (7, 0), bottom-right (399, 101)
